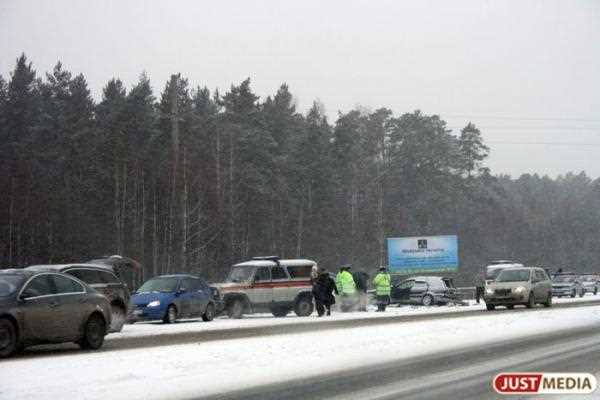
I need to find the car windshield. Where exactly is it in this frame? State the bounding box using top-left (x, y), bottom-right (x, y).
top-left (496, 269), bottom-right (531, 282)
top-left (580, 275), bottom-right (597, 282)
top-left (486, 268), bottom-right (505, 280)
top-left (0, 274), bottom-right (24, 296)
top-left (226, 266), bottom-right (254, 283)
top-left (137, 277), bottom-right (179, 293)
top-left (553, 275), bottom-right (576, 283)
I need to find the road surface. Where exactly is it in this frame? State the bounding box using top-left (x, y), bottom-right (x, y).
top-left (202, 325), bottom-right (600, 400)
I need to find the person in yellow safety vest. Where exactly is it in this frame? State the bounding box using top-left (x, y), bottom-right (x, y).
top-left (336, 265), bottom-right (357, 312)
top-left (373, 266), bottom-right (391, 312)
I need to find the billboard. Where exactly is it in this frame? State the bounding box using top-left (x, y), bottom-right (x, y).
top-left (387, 235), bottom-right (458, 274)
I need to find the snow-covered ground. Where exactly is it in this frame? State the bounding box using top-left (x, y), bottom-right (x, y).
top-left (109, 293), bottom-right (600, 340)
top-left (2, 302), bottom-right (599, 400)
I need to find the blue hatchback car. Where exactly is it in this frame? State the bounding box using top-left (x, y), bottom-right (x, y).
top-left (129, 274), bottom-right (217, 324)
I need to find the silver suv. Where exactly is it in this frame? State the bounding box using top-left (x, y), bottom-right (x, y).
top-left (215, 257), bottom-right (316, 318)
top-left (484, 267), bottom-right (552, 310)
top-left (580, 274), bottom-right (600, 295)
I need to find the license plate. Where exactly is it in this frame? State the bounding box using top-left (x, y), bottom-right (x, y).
top-left (134, 310), bottom-right (143, 316)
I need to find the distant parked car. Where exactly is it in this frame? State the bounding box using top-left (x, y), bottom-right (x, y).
top-left (215, 257), bottom-right (316, 319)
top-left (552, 273), bottom-right (584, 298)
top-left (390, 276), bottom-right (458, 306)
top-left (27, 263), bottom-right (130, 332)
top-left (0, 269), bottom-right (111, 358)
top-left (484, 267), bottom-right (552, 310)
top-left (579, 274), bottom-right (599, 295)
top-left (129, 274), bottom-right (217, 324)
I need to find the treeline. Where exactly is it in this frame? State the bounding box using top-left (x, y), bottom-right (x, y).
top-left (1, 54), bottom-right (599, 285)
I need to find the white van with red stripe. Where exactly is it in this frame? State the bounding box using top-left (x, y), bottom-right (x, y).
top-left (216, 257), bottom-right (316, 318)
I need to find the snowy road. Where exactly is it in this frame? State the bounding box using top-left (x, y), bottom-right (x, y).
top-left (1, 301), bottom-right (599, 400)
top-left (205, 326), bottom-right (600, 400)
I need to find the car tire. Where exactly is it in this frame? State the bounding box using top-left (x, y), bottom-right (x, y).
top-left (294, 297), bottom-right (314, 317)
top-left (421, 294), bottom-right (434, 306)
top-left (543, 292), bottom-right (552, 308)
top-left (594, 288), bottom-right (598, 296)
top-left (486, 304), bottom-right (495, 311)
top-left (163, 305), bottom-right (177, 324)
top-left (227, 299), bottom-right (244, 319)
top-left (110, 304), bottom-right (126, 332)
top-left (78, 314), bottom-right (106, 350)
top-left (526, 292), bottom-right (535, 308)
top-left (0, 318), bottom-right (19, 358)
top-left (506, 305), bottom-right (514, 310)
top-left (271, 306), bottom-right (289, 317)
top-left (579, 289), bottom-right (585, 298)
top-left (570, 289), bottom-right (576, 298)
top-left (202, 303), bottom-right (215, 322)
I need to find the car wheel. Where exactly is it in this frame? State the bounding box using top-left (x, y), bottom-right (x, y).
top-left (570, 289), bottom-right (576, 298)
top-left (0, 318), bottom-right (19, 358)
top-left (227, 299), bottom-right (244, 319)
top-left (271, 306), bottom-right (289, 317)
top-left (110, 304), bottom-right (126, 332)
top-left (78, 314), bottom-right (106, 350)
top-left (421, 294), bottom-right (434, 306)
top-left (579, 289), bottom-right (585, 298)
top-left (594, 288), bottom-right (598, 296)
top-left (526, 292), bottom-right (535, 308)
top-left (202, 303), bottom-right (215, 322)
top-left (486, 304), bottom-right (495, 311)
top-left (543, 292), bottom-right (552, 308)
top-left (294, 297), bottom-right (314, 317)
top-left (506, 305), bottom-right (515, 310)
top-left (163, 305), bottom-right (177, 324)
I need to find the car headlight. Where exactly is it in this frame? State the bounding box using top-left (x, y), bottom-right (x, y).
top-left (147, 300), bottom-right (161, 307)
top-left (514, 286), bottom-right (526, 294)
top-left (485, 288), bottom-right (494, 295)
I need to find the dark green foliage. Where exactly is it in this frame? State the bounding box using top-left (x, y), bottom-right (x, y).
top-left (1, 55), bottom-right (599, 286)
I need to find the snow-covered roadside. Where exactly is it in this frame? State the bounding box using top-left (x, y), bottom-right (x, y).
top-left (2, 305), bottom-right (599, 400)
top-left (108, 293), bottom-right (600, 340)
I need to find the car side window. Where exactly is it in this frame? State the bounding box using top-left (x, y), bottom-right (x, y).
top-left (52, 274), bottom-right (84, 294)
top-left (197, 279), bottom-right (210, 291)
top-left (398, 280), bottom-right (414, 289)
top-left (286, 265), bottom-right (312, 279)
top-left (254, 267), bottom-right (271, 282)
top-left (21, 275), bottom-right (55, 298)
top-left (67, 269), bottom-right (103, 284)
top-left (98, 270), bottom-right (120, 284)
top-left (413, 281), bottom-right (428, 291)
top-left (271, 266), bottom-right (288, 280)
top-left (180, 278), bottom-right (194, 291)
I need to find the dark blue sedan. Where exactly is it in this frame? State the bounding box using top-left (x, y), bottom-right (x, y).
top-left (129, 274), bottom-right (216, 324)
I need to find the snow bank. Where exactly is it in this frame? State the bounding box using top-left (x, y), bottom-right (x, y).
top-left (108, 293), bottom-right (600, 340)
top-left (1, 304), bottom-right (599, 400)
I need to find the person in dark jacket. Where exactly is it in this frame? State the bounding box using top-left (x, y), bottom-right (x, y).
top-left (353, 271), bottom-right (369, 311)
top-left (314, 268), bottom-right (339, 316)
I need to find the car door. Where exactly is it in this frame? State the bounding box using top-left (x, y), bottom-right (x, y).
top-left (19, 274), bottom-right (64, 343)
top-left (249, 267), bottom-right (272, 306)
top-left (410, 281), bottom-right (429, 304)
top-left (271, 266), bottom-right (291, 304)
top-left (391, 280), bottom-right (414, 304)
top-left (49, 274), bottom-right (88, 340)
top-left (177, 278), bottom-right (194, 317)
top-left (189, 278), bottom-right (210, 317)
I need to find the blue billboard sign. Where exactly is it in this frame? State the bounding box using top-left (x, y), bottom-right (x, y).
top-left (387, 235), bottom-right (459, 274)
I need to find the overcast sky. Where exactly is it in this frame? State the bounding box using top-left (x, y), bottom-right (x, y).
top-left (1, 0), bottom-right (599, 178)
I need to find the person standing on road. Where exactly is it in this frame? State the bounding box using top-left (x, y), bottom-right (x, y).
top-left (353, 270), bottom-right (369, 312)
top-left (373, 266), bottom-right (391, 312)
top-left (314, 268), bottom-right (338, 316)
top-left (336, 266), bottom-right (357, 312)
top-left (474, 271), bottom-right (485, 304)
